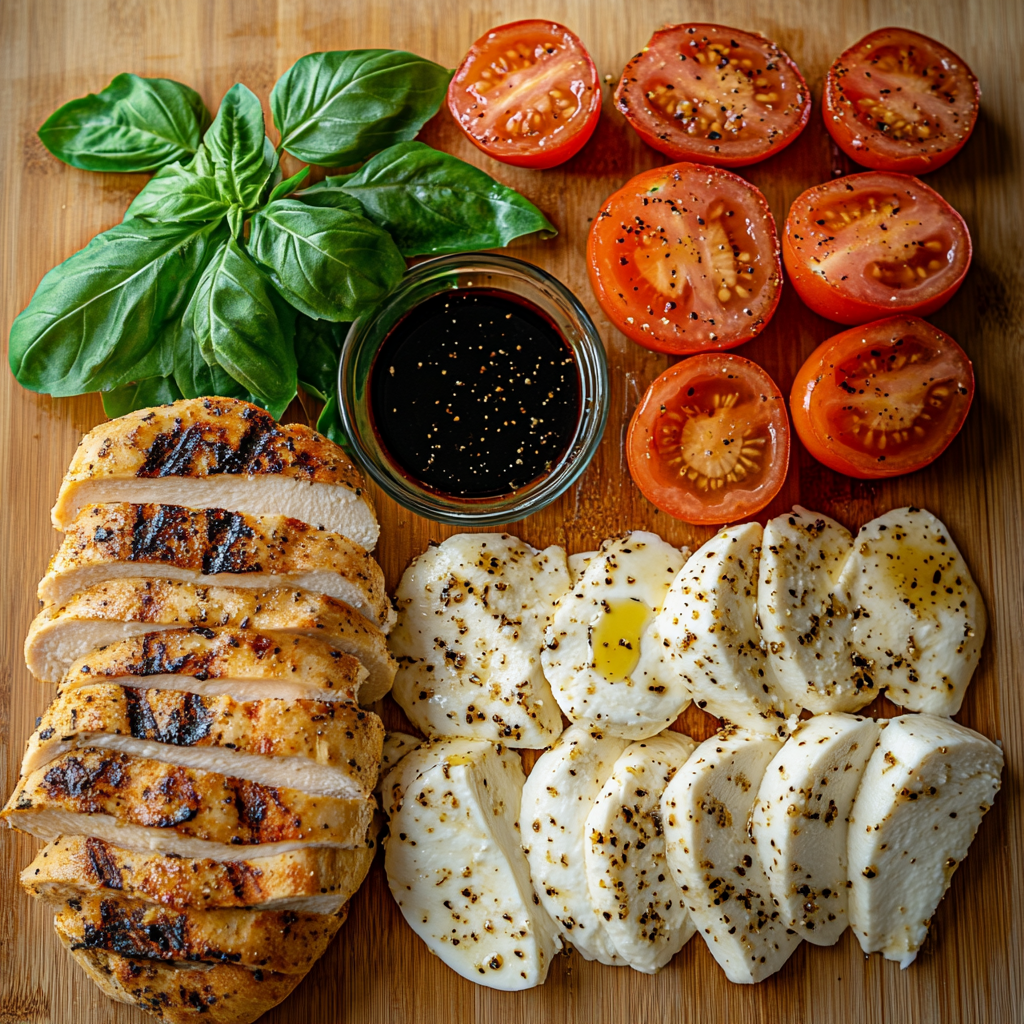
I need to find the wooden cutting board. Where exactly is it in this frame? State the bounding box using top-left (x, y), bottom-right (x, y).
top-left (1, 1), bottom-right (1022, 1022)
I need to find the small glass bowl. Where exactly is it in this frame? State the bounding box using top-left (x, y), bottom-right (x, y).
top-left (337, 253), bottom-right (609, 527)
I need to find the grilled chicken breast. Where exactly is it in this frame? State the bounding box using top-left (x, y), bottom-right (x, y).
top-left (23, 832), bottom-right (378, 914)
top-left (52, 397), bottom-right (379, 550)
top-left (24, 579), bottom-right (396, 701)
top-left (3, 749), bottom-right (374, 860)
top-left (23, 684), bottom-right (384, 798)
top-left (40, 502), bottom-right (393, 630)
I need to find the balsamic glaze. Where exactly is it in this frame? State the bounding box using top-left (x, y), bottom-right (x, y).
top-left (370, 289), bottom-right (581, 498)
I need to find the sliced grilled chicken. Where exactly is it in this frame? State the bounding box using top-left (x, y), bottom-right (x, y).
top-left (62, 945), bottom-right (304, 1024)
top-left (3, 749), bottom-right (373, 861)
top-left (22, 684), bottom-right (384, 798)
top-left (52, 397), bottom-right (379, 550)
top-left (662, 727), bottom-right (802, 983)
top-left (54, 629), bottom-right (365, 705)
top-left (848, 714), bottom-right (1003, 967)
top-left (40, 502), bottom-right (393, 630)
top-left (25, 579), bottom-right (395, 701)
top-left (751, 713), bottom-right (880, 945)
top-left (55, 893), bottom-right (344, 975)
top-left (23, 831), bottom-right (378, 914)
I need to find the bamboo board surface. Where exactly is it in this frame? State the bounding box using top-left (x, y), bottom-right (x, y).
top-left (1, 1), bottom-right (1022, 1022)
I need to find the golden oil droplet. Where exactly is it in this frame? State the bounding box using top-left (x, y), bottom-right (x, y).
top-left (590, 598), bottom-right (652, 681)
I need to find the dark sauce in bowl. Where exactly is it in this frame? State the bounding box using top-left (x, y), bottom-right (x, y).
top-left (369, 289), bottom-right (581, 498)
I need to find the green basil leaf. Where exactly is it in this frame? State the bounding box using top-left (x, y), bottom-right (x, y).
top-left (9, 218), bottom-right (223, 397)
top-left (205, 84), bottom-right (278, 211)
top-left (316, 393), bottom-right (347, 446)
top-left (125, 146), bottom-right (231, 223)
top-left (271, 50), bottom-right (452, 167)
top-left (101, 375), bottom-right (184, 418)
top-left (338, 141), bottom-right (557, 255)
top-left (294, 314), bottom-right (345, 400)
top-left (177, 236), bottom-right (297, 419)
top-left (248, 198), bottom-right (405, 322)
top-left (38, 73), bottom-right (210, 173)
top-left (294, 176), bottom-right (364, 214)
top-left (269, 165), bottom-right (311, 203)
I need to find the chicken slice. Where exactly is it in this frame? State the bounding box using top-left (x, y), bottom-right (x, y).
top-left (584, 731), bottom-right (697, 973)
top-left (662, 727), bottom-right (802, 983)
top-left (847, 713), bottom-right (1003, 967)
top-left (40, 502), bottom-right (393, 630)
top-left (385, 738), bottom-right (559, 990)
top-left (52, 396), bottom-right (379, 550)
top-left (520, 723), bottom-right (629, 965)
top-left (751, 713), bottom-right (880, 945)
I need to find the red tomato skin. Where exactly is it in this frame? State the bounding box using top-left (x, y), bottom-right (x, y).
top-left (790, 316), bottom-right (974, 479)
top-left (783, 173), bottom-right (972, 326)
top-left (587, 162), bottom-right (783, 354)
top-left (615, 24), bottom-right (812, 168)
top-left (823, 28), bottom-right (980, 176)
top-left (447, 20), bottom-right (602, 170)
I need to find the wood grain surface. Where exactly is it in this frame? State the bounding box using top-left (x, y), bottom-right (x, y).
top-left (1, 1), bottom-right (1022, 1022)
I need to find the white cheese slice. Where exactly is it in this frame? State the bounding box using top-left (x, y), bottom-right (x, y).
top-left (520, 723), bottom-right (628, 965)
top-left (751, 713), bottom-right (880, 945)
top-left (543, 532), bottom-right (689, 739)
top-left (847, 713), bottom-right (1002, 968)
top-left (584, 731), bottom-right (697, 973)
top-left (838, 507), bottom-right (987, 715)
top-left (376, 731), bottom-right (422, 802)
top-left (639, 523), bottom-right (794, 733)
top-left (662, 727), bottom-right (802, 983)
top-left (384, 738), bottom-right (560, 990)
top-left (390, 534), bottom-right (570, 747)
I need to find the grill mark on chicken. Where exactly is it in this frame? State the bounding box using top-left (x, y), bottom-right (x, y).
top-left (123, 688), bottom-right (215, 746)
top-left (84, 838), bottom-right (125, 891)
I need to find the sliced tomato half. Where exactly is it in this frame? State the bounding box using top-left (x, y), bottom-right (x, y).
top-left (824, 27), bottom-right (980, 175)
top-left (791, 316), bottom-right (974, 479)
top-left (783, 171), bottom-right (971, 325)
top-left (615, 24), bottom-right (811, 167)
top-left (588, 162), bottom-right (781, 354)
top-left (447, 20), bottom-right (601, 169)
top-left (627, 354), bottom-right (790, 524)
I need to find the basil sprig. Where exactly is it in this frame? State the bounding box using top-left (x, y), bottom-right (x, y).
top-left (11, 51), bottom-right (557, 427)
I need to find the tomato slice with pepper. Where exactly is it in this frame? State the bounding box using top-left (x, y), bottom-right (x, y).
top-left (447, 20), bottom-right (601, 169)
top-left (824, 27), bottom-right (980, 175)
top-left (783, 171), bottom-right (971, 325)
top-left (588, 163), bottom-right (781, 354)
top-left (615, 24), bottom-right (811, 167)
top-left (791, 316), bottom-right (974, 478)
top-left (627, 354), bottom-right (790, 524)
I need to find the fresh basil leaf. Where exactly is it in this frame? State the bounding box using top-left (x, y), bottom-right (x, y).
top-left (101, 375), bottom-right (184, 418)
top-left (125, 146), bottom-right (230, 223)
top-left (38, 73), bottom-right (210, 173)
top-left (316, 393), bottom-right (347, 446)
top-left (338, 141), bottom-right (557, 255)
top-left (294, 176), bottom-right (364, 214)
top-left (271, 50), bottom-right (452, 167)
top-left (269, 166), bottom-right (311, 203)
top-left (294, 314), bottom-right (345, 400)
top-left (176, 236), bottom-right (297, 419)
top-left (9, 218), bottom-right (223, 396)
top-left (248, 198), bottom-right (405, 322)
top-left (205, 84), bottom-right (278, 211)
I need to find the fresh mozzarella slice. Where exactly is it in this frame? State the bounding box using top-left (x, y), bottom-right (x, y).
top-left (584, 731), bottom-right (697, 973)
top-left (376, 732), bottom-right (422, 801)
top-left (543, 532), bottom-right (689, 739)
top-left (662, 727), bottom-right (802, 983)
top-left (568, 551), bottom-right (597, 582)
top-left (639, 523), bottom-right (794, 733)
top-left (520, 723), bottom-right (628, 965)
top-left (384, 739), bottom-right (559, 990)
top-left (847, 714), bottom-right (1002, 968)
top-left (838, 508), bottom-right (987, 715)
top-left (758, 508), bottom-right (872, 713)
top-left (390, 534), bottom-right (569, 748)
top-left (751, 713), bottom-right (880, 945)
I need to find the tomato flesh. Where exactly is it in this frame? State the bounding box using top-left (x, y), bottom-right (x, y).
top-left (615, 24), bottom-right (811, 167)
top-left (824, 28), bottom-right (980, 175)
top-left (447, 20), bottom-right (601, 169)
top-left (588, 163), bottom-right (781, 353)
top-left (791, 316), bottom-right (973, 479)
top-left (783, 171), bottom-right (970, 325)
top-left (627, 354), bottom-right (790, 524)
